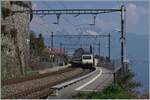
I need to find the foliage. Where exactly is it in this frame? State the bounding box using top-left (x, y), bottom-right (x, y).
top-left (62, 55), bottom-right (68, 65)
top-left (38, 33), bottom-right (45, 53)
top-left (25, 67), bottom-right (39, 76)
top-left (30, 32), bottom-right (45, 56)
top-left (30, 31), bottom-right (36, 39)
top-left (73, 48), bottom-right (85, 60)
top-left (116, 71), bottom-right (142, 90)
top-left (1, 66), bottom-right (39, 80)
top-left (29, 32), bottom-right (46, 69)
top-left (75, 84), bottom-right (139, 99)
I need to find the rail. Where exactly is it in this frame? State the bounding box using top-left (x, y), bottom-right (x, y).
top-left (51, 67), bottom-right (96, 90)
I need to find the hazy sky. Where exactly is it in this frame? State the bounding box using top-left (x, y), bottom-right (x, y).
top-left (30, 1), bottom-right (148, 37)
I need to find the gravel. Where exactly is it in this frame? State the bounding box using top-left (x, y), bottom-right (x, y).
top-left (1, 68), bottom-right (83, 99)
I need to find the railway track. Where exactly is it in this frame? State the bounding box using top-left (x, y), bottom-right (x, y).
top-left (2, 67), bottom-right (74, 86)
top-left (2, 77), bottom-right (70, 99)
top-left (2, 63), bottom-right (94, 99)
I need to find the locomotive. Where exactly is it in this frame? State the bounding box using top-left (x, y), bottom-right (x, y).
top-left (81, 54), bottom-right (94, 66)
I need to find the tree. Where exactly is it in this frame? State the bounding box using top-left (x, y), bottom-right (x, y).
top-left (30, 31), bottom-right (36, 39)
top-left (73, 48), bottom-right (85, 61)
top-left (38, 33), bottom-right (45, 54)
top-left (30, 31), bottom-right (36, 56)
top-left (29, 32), bottom-right (45, 56)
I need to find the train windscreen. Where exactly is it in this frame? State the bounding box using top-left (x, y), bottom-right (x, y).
top-left (82, 56), bottom-right (91, 59)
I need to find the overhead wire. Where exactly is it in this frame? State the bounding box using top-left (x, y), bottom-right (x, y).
top-left (58, 2), bottom-right (84, 48)
top-left (58, 2), bottom-right (82, 34)
top-left (58, 2), bottom-right (95, 51)
top-left (32, 2), bottom-right (130, 57)
top-left (58, 2), bottom-right (109, 55)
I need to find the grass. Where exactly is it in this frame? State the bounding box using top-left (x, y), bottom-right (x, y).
top-left (25, 70), bottom-right (39, 76)
top-left (75, 84), bottom-right (136, 99)
top-left (1, 67), bottom-right (39, 80)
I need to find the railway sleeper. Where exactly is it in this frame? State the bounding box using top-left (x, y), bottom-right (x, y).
top-left (2, 68), bottom-right (83, 99)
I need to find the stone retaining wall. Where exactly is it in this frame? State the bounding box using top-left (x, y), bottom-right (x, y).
top-left (1, 1), bottom-right (32, 78)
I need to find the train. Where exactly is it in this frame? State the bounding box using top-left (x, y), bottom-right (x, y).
top-left (82, 54), bottom-right (99, 66)
top-left (70, 54), bottom-right (96, 70)
top-left (82, 54), bottom-right (94, 66)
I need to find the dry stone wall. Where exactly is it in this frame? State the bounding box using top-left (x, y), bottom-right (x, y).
top-left (1, 1), bottom-right (32, 79)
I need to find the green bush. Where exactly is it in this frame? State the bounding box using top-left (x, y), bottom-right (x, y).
top-left (75, 84), bottom-right (137, 99)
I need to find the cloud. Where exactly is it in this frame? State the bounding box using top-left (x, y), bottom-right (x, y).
top-left (126, 3), bottom-right (148, 24)
top-left (30, 2), bottom-right (148, 36)
top-left (96, 18), bottom-right (117, 32)
top-left (83, 30), bottom-right (98, 35)
top-left (30, 16), bottom-right (77, 36)
top-left (30, 16), bottom-right (56, 35)
top-left (32, 3), bottom-right (38, 10)
top-left (126, 3), bottom-right (139, 25)
top-left (138, 6), bottom-right (148, 15)
top-left (125, 3), bottom-right (148, 34)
